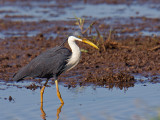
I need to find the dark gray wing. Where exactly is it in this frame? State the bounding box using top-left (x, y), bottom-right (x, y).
top-left (13, 46), bottom-right (71, 81)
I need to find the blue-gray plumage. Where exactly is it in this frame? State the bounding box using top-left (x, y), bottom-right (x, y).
top-left (13, 36), bottom-right (99, 104)
top-left (13, 46), bottom-right (71, 81)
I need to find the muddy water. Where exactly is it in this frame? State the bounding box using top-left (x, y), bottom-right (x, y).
top-left (0, 80), bottom-right (160, 120)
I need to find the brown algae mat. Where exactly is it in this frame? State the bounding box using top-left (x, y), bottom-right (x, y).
top-left (0, 32), bottom-right (160, 89)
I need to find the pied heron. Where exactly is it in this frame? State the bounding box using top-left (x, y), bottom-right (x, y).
top-left (13, 36), bottom-right (99, 104)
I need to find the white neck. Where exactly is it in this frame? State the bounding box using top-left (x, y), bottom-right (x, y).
top-left (66, 37), bottom-right (81, 71)
top-left (68, 39), bottom-right (81, 55)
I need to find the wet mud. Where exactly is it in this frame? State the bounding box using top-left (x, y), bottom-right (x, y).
top-left (0, 0), bottom-right (160, 90)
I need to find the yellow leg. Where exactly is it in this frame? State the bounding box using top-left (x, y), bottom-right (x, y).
top-left (40, 79), bottom-right (49, 120)
top-left (40, 86), bottom-right (45, 103)
top-left (55, 80), bottom-right (64, 104)
top-left (40, 79), bottom-right (49, 103)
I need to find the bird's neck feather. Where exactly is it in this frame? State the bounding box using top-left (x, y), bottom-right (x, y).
top-left (67, 39), bottom-right (81, 71)
top-left (68, 39), bottom-right (81, 55)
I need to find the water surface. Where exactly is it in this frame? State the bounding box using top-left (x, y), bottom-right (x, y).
top-left (0, 81), bottom-right (160, 120)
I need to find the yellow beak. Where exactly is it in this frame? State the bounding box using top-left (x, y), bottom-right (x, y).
top-left (82, 39), bottom-right (99, 50)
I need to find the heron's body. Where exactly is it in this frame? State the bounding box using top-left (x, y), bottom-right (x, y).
top-left (13, 36), bottom-right (98, 104)
top-left (13, 36), bottom-right (83, 81)
top-left (13, 47), bottom-right (72, 81)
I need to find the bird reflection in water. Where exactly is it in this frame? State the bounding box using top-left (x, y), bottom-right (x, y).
top-left (40, 102), bottom-right (46, 120)
top-left (40, 101), bottom-right (64, 120)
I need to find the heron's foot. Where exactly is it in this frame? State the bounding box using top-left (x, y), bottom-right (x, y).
top-left (55, 80), bottom-right (64, 104)
top-left (57, 91), bottom-right (64, 104)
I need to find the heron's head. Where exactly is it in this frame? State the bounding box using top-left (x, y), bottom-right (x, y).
top-left (68, 36), bottom-right (99, 50)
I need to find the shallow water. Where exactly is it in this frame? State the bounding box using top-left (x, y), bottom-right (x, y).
top-left (0, 80), bottom-right (160, 120)
top-left (0, 1), bottom-right (160, 38)
top-left (0, 2), bottom-right (160, 21)
top-left (68, 3), bottom-right (160, 19)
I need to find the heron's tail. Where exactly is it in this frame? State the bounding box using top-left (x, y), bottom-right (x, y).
top-left (12, 68), bottom-right (28, 82)
top-left (12, 72), bottom-right (25, 82)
